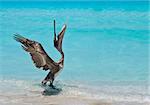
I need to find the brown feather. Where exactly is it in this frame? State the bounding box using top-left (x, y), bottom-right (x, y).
top-left (54, 24), bottom-right (67, 53)
top-left (14, 20), bottom-right (67, 86)
top-left (14, 34), bottom-right (58, 71)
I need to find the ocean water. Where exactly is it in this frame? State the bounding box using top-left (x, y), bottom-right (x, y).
top-left (0, 1), bottom-right (149, 104)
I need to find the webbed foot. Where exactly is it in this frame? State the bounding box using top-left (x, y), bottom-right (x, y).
top-left (41, 80), bottom-right (47, 86)
top-left (49, 83), bottom-right (56, 89)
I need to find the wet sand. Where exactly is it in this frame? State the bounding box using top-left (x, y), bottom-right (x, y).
top-left (0, 94), bottom-right (111, 105)
top-left (1, 93), bottom-right (149, 105)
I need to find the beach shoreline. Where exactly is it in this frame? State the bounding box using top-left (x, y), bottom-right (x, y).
top-left (0, 79), bottom-right (149, 105)
top-left (1, 93), bottom-right (149, 105)
top-left (0, 93), bottom-right (111, 105)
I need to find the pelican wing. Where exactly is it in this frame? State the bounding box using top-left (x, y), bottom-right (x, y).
top-left (30, 51), bottom-right (47, 69)
top-left (54, 24), bottom-right (67, 53)
top-left (14, 34), bottom-right (56, 71)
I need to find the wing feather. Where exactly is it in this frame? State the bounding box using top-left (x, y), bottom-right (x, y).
top-left (30, 52), bottom-right (46, 68)
top-left (29, 45), bottom-right (56, 71)
top-left (14, 34), bottom-right (57, 71)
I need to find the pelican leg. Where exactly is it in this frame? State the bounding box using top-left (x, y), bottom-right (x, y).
top-left (41, 72), bottom-right (55, 89)
top-left (41, 80), bottom-right (47, 85)
top-left (49, 74), bottom-right (55, 89)
top-left (41, 71), bottom-right (51, 85)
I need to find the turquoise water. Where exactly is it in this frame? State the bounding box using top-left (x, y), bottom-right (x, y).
top-left (0, 1), bottom-right (149, 103)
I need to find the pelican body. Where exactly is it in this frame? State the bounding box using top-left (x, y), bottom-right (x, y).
top-left (14, 20), bottom-right (66, 88)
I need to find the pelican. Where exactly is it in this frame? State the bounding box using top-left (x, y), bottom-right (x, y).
top-left (14, 20), bottom-right (67, 88)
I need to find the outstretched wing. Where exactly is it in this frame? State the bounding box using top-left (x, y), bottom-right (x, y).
top-left (54, 20), bottom-right (67, 53)
top-left (14, 34), bottom-right (55, 71)
top-left (29, 51), bottom-right (49, 70)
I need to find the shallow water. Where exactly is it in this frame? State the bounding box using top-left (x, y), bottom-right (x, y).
top-left (0, 1), bottom-right (149, 105)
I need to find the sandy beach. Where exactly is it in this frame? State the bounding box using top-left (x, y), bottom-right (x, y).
top-left (0, 79), bottom-right (149, 105)
top-left (1, 93), bottom-right (149, 105)
top-left (0, 94), bottom-right (112, 105)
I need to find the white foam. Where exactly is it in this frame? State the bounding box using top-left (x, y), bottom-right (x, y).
top-left (58, 82), bottom-right (149, 103)
top-left (0, 79), bottom-right (43, 96)
top-left (0, 79), bottom-right (149, 104)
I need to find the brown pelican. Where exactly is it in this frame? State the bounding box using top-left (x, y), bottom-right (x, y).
top-left (14, 20), bottom-right (67, 88)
